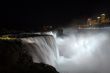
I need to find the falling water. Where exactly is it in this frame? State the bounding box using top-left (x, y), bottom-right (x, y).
top-left (21, 27), bottom-right (110, 73)
top-left (21, 35), bottom-right (59, 67)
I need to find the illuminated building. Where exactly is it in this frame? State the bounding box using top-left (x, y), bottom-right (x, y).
top-left (97, 17), bottom-right (101, 24)
top-left (100, 14), bottom-right (106, 23)
top-left (86, 13), bottom-right (110, 27)
top-left (87, 18), bottom-right (92, 25)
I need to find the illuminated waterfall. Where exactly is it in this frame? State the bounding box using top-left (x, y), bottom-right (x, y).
top-left (21, 35), bottom-right (59, 67)
top-left (22, 28), bottom-right (110, 73)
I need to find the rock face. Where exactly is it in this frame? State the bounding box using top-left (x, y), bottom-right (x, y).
top-left (0, 40), bottom-right (59, 73)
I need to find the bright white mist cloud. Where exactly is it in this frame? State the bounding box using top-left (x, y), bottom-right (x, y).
top-left (54, 28), bottom-right (110, 73)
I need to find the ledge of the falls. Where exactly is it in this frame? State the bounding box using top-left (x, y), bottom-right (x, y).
top-left (0, 39), bottom-right (59, 73)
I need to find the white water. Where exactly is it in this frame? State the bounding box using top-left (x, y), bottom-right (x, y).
top-left (22, 28), bottom-right (110, 73)
top-left (21, 36), bottom-right (59, 67)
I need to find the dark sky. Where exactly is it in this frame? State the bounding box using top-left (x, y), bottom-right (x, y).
top-left (0, 0), bottom-right (110, 31)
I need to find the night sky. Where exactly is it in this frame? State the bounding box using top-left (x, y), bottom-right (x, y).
top-left (0, 0), bottom-right (110, 32)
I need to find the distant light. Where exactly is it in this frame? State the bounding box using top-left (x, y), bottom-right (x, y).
top-left (0, 35), bottom-right (16, 40)
top-left (89, 24), bottom-right (92, 25)
top-left (97, 17), bottom-right (101, 19)
top-left (101, 14), bottom-right (105, 16)
top-left (88, 18), bottom-right (91, 20)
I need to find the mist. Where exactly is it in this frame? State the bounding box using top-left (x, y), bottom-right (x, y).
top-left (55, 27), bottom-right (110, 73)
top-left (22, 27), bottom-right (110, 73)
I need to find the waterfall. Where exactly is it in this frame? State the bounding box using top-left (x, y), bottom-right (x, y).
top-left (21, 35), bottom-right (59, 67)
top-left (21, 28), bottom-right (110, 73)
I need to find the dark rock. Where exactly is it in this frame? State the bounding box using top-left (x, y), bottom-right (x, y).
top-left (0, 40), bottom-right (59, 73)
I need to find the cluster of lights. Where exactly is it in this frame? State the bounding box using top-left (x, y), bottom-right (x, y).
top-left (96, 14), bottom-right (105, 19)
top-left (88, 13), bottom-right (110, 25)
top-left (0, 35), bottom-right (16, 40)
